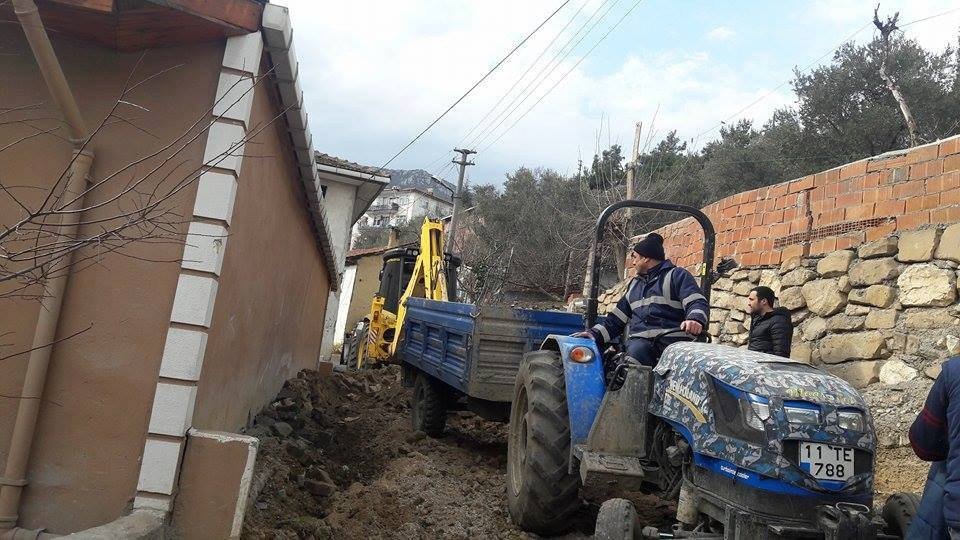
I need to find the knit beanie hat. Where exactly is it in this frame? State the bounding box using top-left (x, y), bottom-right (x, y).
top-left (632, 233), bottom-right (665, 260)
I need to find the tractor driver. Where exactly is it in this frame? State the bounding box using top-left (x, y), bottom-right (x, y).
top-left (577, 233), bottom-right (709, 367)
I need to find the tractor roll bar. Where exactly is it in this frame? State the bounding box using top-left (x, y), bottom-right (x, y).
top-left (585, 200), bottom-right (716, 328)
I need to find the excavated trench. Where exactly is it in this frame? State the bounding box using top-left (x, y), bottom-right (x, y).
top-left (241, 366), bottom-right (925, 539)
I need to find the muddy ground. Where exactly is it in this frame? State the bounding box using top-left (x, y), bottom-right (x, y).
top-left (241, 367), bottom-right (927, 540)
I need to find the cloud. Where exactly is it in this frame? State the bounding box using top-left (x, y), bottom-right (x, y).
top-left (270, 0), bottom-right (808, 183)
top-left (707, 26), bottom-right (735, 41)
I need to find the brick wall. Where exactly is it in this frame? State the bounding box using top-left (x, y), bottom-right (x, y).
top-left (648, 135), bottom-right (960, 270)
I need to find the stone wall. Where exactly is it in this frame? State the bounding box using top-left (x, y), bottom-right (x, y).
top-left (599, 222), bottom-right (960, 447)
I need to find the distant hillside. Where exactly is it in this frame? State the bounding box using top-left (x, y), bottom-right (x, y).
top-left (386, 169), bottom-right (455, 202)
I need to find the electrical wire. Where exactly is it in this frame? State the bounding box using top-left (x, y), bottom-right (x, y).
top-left (482, 0), bottom-right (644, 153)
top-left (372, 0), bottom-right (571, 177)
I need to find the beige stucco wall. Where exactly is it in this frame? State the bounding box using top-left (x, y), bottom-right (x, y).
top-left (345, 254), bottom-right (383, 331)
top-left (191, 79), bottom-right (330, 433)
top-left (0, 29), bottom-right (222, 532)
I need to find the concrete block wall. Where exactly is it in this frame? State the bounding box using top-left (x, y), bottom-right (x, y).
top-left (649, 135), bottom-right (960, 270)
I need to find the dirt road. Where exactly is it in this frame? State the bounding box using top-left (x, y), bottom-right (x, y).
top-left (242, 366), bottom-right (926, 539)
top-left (241, 367), bottom-right (674, 539)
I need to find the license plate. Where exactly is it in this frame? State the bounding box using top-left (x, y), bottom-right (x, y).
top-left (799, 442), bottom-right (854, 481)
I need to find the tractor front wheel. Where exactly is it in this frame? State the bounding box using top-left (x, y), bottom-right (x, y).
top-left (594, 498), bottom-right (640, 540)
top-left (506, 350), bottom-right (580, 535)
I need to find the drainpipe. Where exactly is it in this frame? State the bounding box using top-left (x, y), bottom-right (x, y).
top-left (1, 0), bottom-right (92, 536)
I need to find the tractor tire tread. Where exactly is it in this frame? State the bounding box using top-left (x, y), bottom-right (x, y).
top-left (507, 351), bottom-right (580, 535)
top-left (412, 375), bottom-right (446, 437)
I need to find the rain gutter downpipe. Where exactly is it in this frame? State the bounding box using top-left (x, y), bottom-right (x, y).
top-left (1, 0), bottom-right (93, 536)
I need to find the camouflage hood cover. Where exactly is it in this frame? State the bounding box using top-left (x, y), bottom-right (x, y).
top-left (650, 342), bottom-right (875, 495)
top-left (658, 342), bottom-right (866, 408)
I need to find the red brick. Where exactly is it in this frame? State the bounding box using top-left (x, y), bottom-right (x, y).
top-left (770, 222), bottom-right (791, 237)
top-left (944, 154), bottom-right (960, 173)
top-left (865, 221), bottom-right (896, 242)
top-left (910, 164), bottom-right (929, 181)
top-left (783, 207), bottom-right (798, 221)
top-left (893, 180), bottom-right (927, 199)
top-left (722, 205), bottom-right (738, 218)
top-left (921, 194), bottom-right (941, 210)
top-left (740, 189), bottom-right (760, 203)
top-left (907, 144), bottom-right (940, 164)
top-left (739, 201), bottom-right (757, 214)
top-left (826, 169), bottom-right (841, 183)
top-left (781, 243), bottom-right (806, 261)
top-left (776, 195), bottom-right (792, 209)
top-left (845, 203), bottom-right (875, 221)
top-left (819, 208), bottom-right (845, 224)
top-left (836, 192), bottom-right (863, 208)
top-left (790, 218), bottom-right (809, 235)
top-left (789, 176), bottom-right (815, 193)
top-left (809, 186), bottom-right (826, 202)
top-left (814, 172), bottom-right (828, 187)
top-left (825, 183), bottom-right (840, 197)
top-left (931, 206), bottom-right (960, 224)
top-left (768, 183), bottom-right (789, 199)
top-left (840, 160), bottom-right (868, 179)
top-left (926, 160), bottom-right (944, 177)
top-left (820, 237), bottom-right (838, 252)
top-left (762, 210), bottom-right (785, 225)
top-left (926, 176), bottom-right (945, 193)
top-left (863, 172), bottom-right (880, 188)
top-left (905, 197), bottom-right (924, 213)
top-left (768, 250), bottom-right (783, 265)
top-left (811, 199), bottom-right (835, 214)
top-left (941, 188), bottom-right (960, 206)
top-left (939, 138), bottom-right (960, 157)
top-left (942, 171), bottom-right (960, 191)
top-left (897, 211), bottom-right (931, 230)
top-left (836, 180), bottom-right (852, 195)
top-left (875, 199), bottom-right (905, 216)
top-left (836, 236), bottom-right (856, 250)
top-left (741, 252), bottom-right (761, 266)
top-left (861, 188), bottom-right (881, 204)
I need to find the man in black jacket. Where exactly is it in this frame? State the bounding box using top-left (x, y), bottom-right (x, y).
top-left (746, 286), bottom-right (793, 358)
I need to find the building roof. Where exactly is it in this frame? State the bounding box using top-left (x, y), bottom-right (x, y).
top-left (0, 0), bottom-right (265, 51)
top-left (345, 242), bottom-right (416, 264)
top-left (315, 152), bottom-right (390, 223)
top-left (380, 186), bottom-right (454, 206)
top-left (316, 152), bottom-right (388, 179)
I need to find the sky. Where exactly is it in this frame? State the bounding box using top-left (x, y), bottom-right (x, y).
top-left (272, 0), bottom-right (960, 187)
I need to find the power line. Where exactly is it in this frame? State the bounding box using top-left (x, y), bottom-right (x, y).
top-left (483, 0), bottom-right (644, 153)
top-left (372, 0), bottom-right (571, 176)
top-left (427, 0), bottom-right (610, 179)
top-left (423, 0), bottom-right (592, 175)
top-left (901, 6), bottom-right (960, 27)
top-left (470, 0), bottom-right (621, 151)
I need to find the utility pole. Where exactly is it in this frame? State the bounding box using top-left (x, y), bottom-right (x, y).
top-left (624, 122), bottom-right (642, 220)
top-left (447, 148), bottom-right (475, 251)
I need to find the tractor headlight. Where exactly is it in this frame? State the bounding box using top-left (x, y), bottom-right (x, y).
top-left (738, 396), bottom-right (770, 431)
top-left (837, 410), bottom-right (866, 432)
top-left (569, 346), bottom-right (594, 363)
top-left (784, 405), bottom-right (821, 425)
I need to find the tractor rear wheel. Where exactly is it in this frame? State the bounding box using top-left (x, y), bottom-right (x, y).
top-left (411, 374), bottom-right (446, 437)
top-left (594, 498), bottom-right (640, 540)
top-left (506, 350), bottom-right (580, 535)
top-left (881, 492), bottom-right (921, 538)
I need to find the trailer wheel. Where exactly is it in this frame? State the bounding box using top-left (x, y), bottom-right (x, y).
top-left (881, 492), bottom-right (921, 538)
top-left (411, 374), bottom-right (446, 437)
top-left (594, 498), bottom-right (640, 540)
top-left (506, 350), bottom-right (580, 535)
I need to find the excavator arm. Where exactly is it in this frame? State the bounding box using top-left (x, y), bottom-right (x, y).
top-left (357, 218), bottom-right (450, 367)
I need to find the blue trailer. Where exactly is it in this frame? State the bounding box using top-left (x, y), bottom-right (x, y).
top-left (397, 297), bottom-right (582, 435)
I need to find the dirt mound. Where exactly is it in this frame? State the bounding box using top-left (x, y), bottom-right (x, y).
top-left (241, 366), bottom-right (923, 539)
top-left (242, 367), bottom-right (626, 539)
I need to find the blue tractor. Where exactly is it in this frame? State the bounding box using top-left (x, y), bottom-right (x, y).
top-left (505, 201), bottom-right (918, 539)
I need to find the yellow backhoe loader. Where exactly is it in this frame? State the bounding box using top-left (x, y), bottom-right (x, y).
top-left (351, 218), bottom-right (460, 368)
